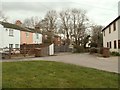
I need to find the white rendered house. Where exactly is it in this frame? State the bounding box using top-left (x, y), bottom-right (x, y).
top-left (102, 16), bottom-right (120, 53)
top-left (0, 24), bottom-right (20, 49)
top-left (33, 33), bottom-right (42, 44)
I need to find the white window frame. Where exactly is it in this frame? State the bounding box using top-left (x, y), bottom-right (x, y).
top-left (9, 29), bottom-right (14, 36)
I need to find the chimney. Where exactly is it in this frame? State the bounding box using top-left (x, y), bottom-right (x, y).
top-left (15, 20), bottom-right (22, 26)
top-left (118, 1), bottom-right (120, 16)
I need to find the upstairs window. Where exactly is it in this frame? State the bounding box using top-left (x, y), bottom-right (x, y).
top-left (113, 22), bottom-right (116, 31)
top-left (109, 26), bottom-right (111, 33)
top-left (9, 29), bottom-right (14, 36)
top-left (26, 32), bottom-right (29, 38)
top-left (103, 31), bottom-right (105, 36)
top-left (36, 33), bottom-right (39, 39)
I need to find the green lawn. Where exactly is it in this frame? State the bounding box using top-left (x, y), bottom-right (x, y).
top-left (2, 61), bottom-right (119, 88)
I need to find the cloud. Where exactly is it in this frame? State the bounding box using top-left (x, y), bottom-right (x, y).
top-left (1, 0), bottom-right (120, 25)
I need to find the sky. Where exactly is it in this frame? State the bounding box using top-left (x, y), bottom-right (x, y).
top-left (1, 0), bottom-right (120, 26)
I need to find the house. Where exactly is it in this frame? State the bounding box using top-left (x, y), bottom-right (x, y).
top-left (15, 20), bottom-right (33, 44)
top-left (15, 20), bottom-right (42, 44)
top-left (53, 35), bottom-right (62, 46)
top-left (33, 33), bottom-right (42, 44)
top-left (0, 22), bottom-right (20, 49)
top-left (33, 25), bottom-right (42, 44)
top-left (102, 16), bottom-right (120, 53)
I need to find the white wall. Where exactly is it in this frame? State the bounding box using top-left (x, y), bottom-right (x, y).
top-left (103, 19), bottom-right (119, 52)
top-left (0, 25), bottom-right (4, 48)
top-left (49, 44), bottom-right (54, 55)
top-left (33, 33), bottom-right (42, 44)
top-left (118, 18), bottom-right (120, 53)
top-left (0, 24), bottom-right (20, 49)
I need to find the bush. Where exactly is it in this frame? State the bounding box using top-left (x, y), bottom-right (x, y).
top-left (90, 42), bottom-right (97, 48)
top-left (111, 52), bottom-right (120, 56)
top-left (90, 47), bottom-right (98, 54)
top-left (73, 45), bottom-right (85, 53)
top-left (99, 47), bottom-right (103, 54)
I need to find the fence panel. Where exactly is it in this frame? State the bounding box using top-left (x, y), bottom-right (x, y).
top-left (54, 45), bottom-right (71, 53)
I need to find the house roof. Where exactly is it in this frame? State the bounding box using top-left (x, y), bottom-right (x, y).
top-left (0, 21), bottom-right (42, 34)
top-left (102, 16), bottom-right (120, 32)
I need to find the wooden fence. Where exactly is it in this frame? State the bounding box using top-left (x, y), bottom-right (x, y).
top-left (20, 44), bottom-right (51, 56)
top-left (2, 43), bottom-right (52, 59)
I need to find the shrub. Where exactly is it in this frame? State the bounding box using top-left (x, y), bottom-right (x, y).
top-left (111, 51), bottom-right (120, 56)
top-left (90, 42), bottom-right (97, 48)
top-left (90, 47), bottom-right (98, 54)
top-left (73, 45), bottom-right (85, 53)
top-left (99, 47), bottom-right (103, 54)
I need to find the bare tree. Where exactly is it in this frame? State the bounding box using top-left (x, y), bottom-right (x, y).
top-left (40, 10), bottom-right (57, 43)
top-left (23, 16), bottom-right (40, 28)
top-left (59, 9), bottom-right (71, 45)
top-left (71, 8), bottom-right (89, 46)
top-left (45, 10), bottom-right (57, 32)
top-left (91, 25), bottom-right (103, 47)
top-left (59, 8), bottom-right (89, 45)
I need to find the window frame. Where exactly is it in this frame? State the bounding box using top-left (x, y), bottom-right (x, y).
top-left (109, 41), bottom-right (111, 48)
top-left (15, 44), bottom-right (19, 49)
top-left (107, 42), bottom-right (109, 48)
top-left (103, 31), bottom-right (105, 36)
top-left (114, 40), bottom-right (117, 49)
top-left (113, 22), bottom-right (116, 31)
top-left (118, 40), bottom-right (120, 49)
top-left (26, 32), bottom-right (29, 38)
top-left (9, 29), bottom-right (14, 36)
top-left (36, 33), bottom-right (39, 39)
top-left (9, 44), bottom-right (13, 49)
top-left (109, 26), bottom-right (111, 33)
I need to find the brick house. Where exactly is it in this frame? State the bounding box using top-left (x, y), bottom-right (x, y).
top-left (53, 35), bottom-right (62, 46)
top-left (15, 20), bottom-right (42, 44)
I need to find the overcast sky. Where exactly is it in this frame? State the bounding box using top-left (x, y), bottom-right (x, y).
top-left (1, 0), bottom-right (120, 26)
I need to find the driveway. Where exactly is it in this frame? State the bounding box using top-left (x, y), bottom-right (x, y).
top-left (2, 53), bottom-right (119, 73)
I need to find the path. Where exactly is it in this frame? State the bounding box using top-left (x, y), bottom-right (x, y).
top-left (2, 53), bottom-right (119, 73)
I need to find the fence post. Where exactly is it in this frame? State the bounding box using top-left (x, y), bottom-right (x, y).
top-left (23, 44), bottom-right (26, 57)
top-left (9, 48), bottom-right (11, 59)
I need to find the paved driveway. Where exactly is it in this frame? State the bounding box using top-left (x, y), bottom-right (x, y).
top-left (2, 53), bottom-right (119, 73)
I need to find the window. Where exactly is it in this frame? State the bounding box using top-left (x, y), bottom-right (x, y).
top-left (114, 40), bottom-right (117, 49)
top-left (36, 33), bottom-right (39, 39)
top-left (26, 32), bottom-right (29, 37)
top-left (109, 41), bottom-right (111, 48)
top-left (15, 44), bottom-right (19, 48)
top-left (118, 40), bottom-right (120, 49)
top-left (103, 31), bottom-right (105, 36)
top-left (58, 37), bottom-right (60, 41)
top-left (107, 42), bottom-right (109, 47)
top-left (6, 28), bottom-right (8, 31)
top-left (109, 26), bottom-right (111, 33)
top-left (9, 29), bottom-right (14, 36)
top-left (9, 44), bottom-right (13, 49)
top-left (113, 22), bottom-right (116, 31)
top-left (45, 35), bottom-right (48, 39)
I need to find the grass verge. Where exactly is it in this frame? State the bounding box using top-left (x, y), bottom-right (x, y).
top-left (2, 61), bottom-right (119, 88)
